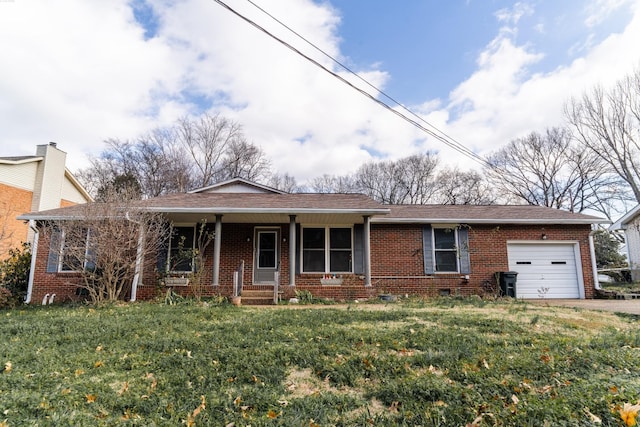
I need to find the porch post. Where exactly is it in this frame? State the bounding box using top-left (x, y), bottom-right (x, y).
top-left (363, 215), bottom-right (372, 287)
top-left (213, 214), bottom-right (223, 286)
top-left (289, 215), bottom-right (296, 287)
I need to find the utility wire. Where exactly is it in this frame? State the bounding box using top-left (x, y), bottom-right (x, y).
top-left (212, 0), bottom-right (492, 167)
top-left (244, 0), bottom-right (485, 165)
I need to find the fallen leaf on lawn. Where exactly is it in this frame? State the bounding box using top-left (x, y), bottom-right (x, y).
top-left (118, 382), bottom-right (129, 395)
top-left (511, 395), bottom-right (519, 405)
top-left (233, 396), bottom-right (242, 406)
top-left (267, 409), bottom-right (280, 419)
top-left (86, 394), bottom-right (97, 403)
top-left (94, 360), bottom-right (103, 368)
top-left (466, 415), bottom-right (483, 427)
top-left (75, 369), bottom-right (85, 377)
top-left (619, 402), bottom-right (640, 427)
top-left (482, 359), bottom-right (490, 369)
top-left (3, 362), bottom-right (11, 373)
top-left (95, 345), bottom-right (103, 352)
top-left (583, 407), bottom-right (601, 424)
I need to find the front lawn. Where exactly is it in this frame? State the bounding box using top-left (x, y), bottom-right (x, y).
top-left (1, 299), bottom-right (639, 426)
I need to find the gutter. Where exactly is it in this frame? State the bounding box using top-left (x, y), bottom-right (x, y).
top-left (25, 220), bottom-right (38, 304)
top-left (371, 218), bottom-right (610, 225)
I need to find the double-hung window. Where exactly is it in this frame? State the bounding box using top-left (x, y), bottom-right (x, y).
top-left (60, 228), bottom-right (92, 272)
top-left (433, 228), bottom-right (459, 272)
top-left (302, 226), bottom-right (352, 273)
top-left (168, 225), bottom-right (196, 273)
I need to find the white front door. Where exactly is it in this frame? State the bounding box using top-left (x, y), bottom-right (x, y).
top-left (254, 229), bottom-right (279, 284)
top-left (507, 243), bottom-right (582, 299)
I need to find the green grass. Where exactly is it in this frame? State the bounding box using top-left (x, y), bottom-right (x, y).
top-left (1, 299), bottom-right (639, 426)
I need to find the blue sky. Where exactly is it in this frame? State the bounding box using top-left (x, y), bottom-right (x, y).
top-left (0, 0), bottom-right (639, 183)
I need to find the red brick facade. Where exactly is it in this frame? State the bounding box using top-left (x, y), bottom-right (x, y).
top-left (30, 221), bottom-right (596, 304)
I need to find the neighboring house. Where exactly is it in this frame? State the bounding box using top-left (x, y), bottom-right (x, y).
top-left (0, 143), bottom-right (92, 258)
top-left (19, 178), bottom-right (607, 304)
top-left (610, 205), bottom-right (640, 281)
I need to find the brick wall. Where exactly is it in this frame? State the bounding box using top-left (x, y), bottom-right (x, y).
top-left (29, 221), bottom-right (597, 303)
top-left (0, 183), bottom-right (33, 259)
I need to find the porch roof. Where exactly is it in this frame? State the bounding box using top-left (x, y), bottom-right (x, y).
top-left (18, 192), bottom-right (390, 224)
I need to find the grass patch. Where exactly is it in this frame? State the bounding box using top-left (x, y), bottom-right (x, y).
top-left (1, 300), bottom-right (639, 425)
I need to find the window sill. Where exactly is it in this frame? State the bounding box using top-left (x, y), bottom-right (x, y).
top-left (320, 278), bottom-right (343, 286)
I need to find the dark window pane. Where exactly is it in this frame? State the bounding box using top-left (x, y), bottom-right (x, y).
top-left (170, 226), bottom-right (195, 272)
top-left (330, 251), bottom-right (351, 272)
top-left (303, 250), bottom-right (324, 272)
top-left (434, 229), bottom-right (455, 250)
top-left (259, 232), bottom-right (276, 250)
top-left (303, 228), bottom-right (325, 249)
top-left (435, 251), bottom-right (457, 272)
top-left (330, 228), bottom-right (351, 249)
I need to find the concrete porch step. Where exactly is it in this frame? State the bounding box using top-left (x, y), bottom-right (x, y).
top-left (240, 289), bottom-right (279, 305)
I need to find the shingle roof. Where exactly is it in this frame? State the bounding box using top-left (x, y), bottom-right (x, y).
top-left (17, 192), bottom-right (607, 225)
top-left (379, 204), bottom-right (606, 224)
top-left (142, 192), bottom-right (386, 211)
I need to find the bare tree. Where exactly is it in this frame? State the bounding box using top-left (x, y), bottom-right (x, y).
top-left (78, 113), bottom-right (273, 197)
top-left (485, 127), bottom-right (620, 215)
top-left (176, 114), bottom-right (243, 188)
top-left (220, 138), bottom-right (271, 182)
top-left (44, 189), bottom-right (168, 304)
top-left (267, 172), bottom-right (302, 193)
top-left (309, 173), bottom-right (357, 194)
top-left (434, 168), bottom-right (496, 205)
top-left (565, 67), bottom-right (640, 205)
top-left (354, 153), bottom-right (439, 204)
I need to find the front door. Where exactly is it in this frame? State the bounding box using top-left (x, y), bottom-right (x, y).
top-left (254, 229), bottom-right (279, 284)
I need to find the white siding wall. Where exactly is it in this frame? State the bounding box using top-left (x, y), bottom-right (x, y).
top-left (0, 162), bottom-right (39, 190)
top-left (61, 176), bottom-right (90, 204)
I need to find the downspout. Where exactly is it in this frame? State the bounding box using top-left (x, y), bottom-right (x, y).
top-left (130, 229), bottom-right (145, 302)
top-left (25, 220), bottom-right (39, 304)
top-left (125, 212), bottom-right (145, 302)
top-left (588, 230), bottom-right (601, 290)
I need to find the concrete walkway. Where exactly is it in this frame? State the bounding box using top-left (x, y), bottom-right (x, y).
top-left (529, 299), bottom-right (640, 315)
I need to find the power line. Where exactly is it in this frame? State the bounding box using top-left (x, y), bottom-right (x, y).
top-left (211, 0), bottom-right (491, 167)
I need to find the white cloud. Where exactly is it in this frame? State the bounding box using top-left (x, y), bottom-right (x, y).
top-left (1, 0), bottom-right (639, 186)
top-left (431, 0), bottom-right (640, 171)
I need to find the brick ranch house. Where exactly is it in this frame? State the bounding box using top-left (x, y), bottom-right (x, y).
top-left (19, 179), bottom-right (607, 304)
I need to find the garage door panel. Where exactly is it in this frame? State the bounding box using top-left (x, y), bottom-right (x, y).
top-left (507, 243), bottom-right (580, 299)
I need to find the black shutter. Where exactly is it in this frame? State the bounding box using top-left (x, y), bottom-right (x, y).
top-left (422, 225), bottom-right (434, 274)
top-left (458, 227), bottom-right (471, 274)
top-left (353, 224), bottom-right (364, 275)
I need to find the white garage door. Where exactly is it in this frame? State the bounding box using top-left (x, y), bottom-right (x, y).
top-left (507, 243), bottom-right (581, 299)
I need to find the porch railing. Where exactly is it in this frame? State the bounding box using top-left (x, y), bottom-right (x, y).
top-left (233, 260), bottom-right (244, 297)
top-left (273, 270), bottom-right (280, 304)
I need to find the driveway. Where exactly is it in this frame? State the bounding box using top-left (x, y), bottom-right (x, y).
top-left (529, 299), bottom-right (640, 315)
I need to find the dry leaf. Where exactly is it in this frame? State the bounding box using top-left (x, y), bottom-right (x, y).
top-left (583, 407), bottom-right (602, 424)
top-left (86, 394), bottom-right (97, 403)
top-left (511, 394), bottom-right (519, 405)
top-left (3, 362), bottom-right (11, 373)
top-left (267, 409), bottom-right (280, 419)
